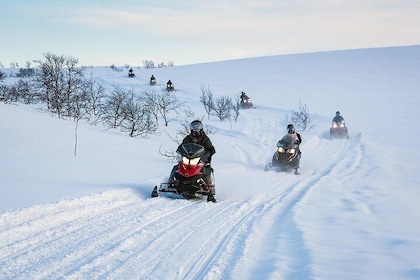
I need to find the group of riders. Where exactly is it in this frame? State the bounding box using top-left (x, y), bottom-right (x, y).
top-left (147, 77), bottom-right (349, 202)
top-left (134, 77), bottom-right (348, 202)
top-left (187, 111), bottom-right (348, 202)
top-left (127, 70), bottom-right (174, 91)
top-left (129, 70), bottom-right (349, 203)
top-left (150, 75), bottom-right (174, 91)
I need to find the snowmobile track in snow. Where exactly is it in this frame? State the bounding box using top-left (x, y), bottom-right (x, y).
top-left (0, 135), bottom-right (363, 279)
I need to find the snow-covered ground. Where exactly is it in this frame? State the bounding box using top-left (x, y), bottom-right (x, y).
top-left (1, 45), bottom-right (419, 279)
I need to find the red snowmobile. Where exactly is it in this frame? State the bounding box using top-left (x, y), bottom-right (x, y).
top-left (151, 143), bottom-right (216, 202)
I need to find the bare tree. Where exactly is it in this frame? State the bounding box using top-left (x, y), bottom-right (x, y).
top-left (213, 95), bottom-right (233, 121)
top-left (84, 79), bottom-right (106, 125)
top-left (141, 89), bottom-right (160, 125)
top-left (34, 53), bottom-right (66, 116)
top-left (120, 91), bottom-right (158, 137)
top-left (63, 56), bottom-right (85, 118)
top-left (16, 79), bottom-right (37, 104)
top-left (143, 60), bottom-right (155, 69)
top-left (285, 99), bottom-right (318, 131)
top-left (103, 85), bottom-right (129, 129)
top-left (34, 52), bottom-right (85, 119)
top-left (141, 88), bottom-right (184, 126)
top-left (232, 93), bottom-right (241, 122)
top-left (16, 67), bottom-right (35, 78)
top-left (200, 85), bottom-right (214, 119)
top-left (73, 94), bottom-right (87, 157)
top-left (0, 85), bottom-right (9, 103)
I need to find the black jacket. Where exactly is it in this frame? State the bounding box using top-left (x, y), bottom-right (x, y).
top-left (179, 133), bottom-right (216, 163)
top-left (332, 115), bottom-right (344, 123)
top-left (296, 132), bottom-right (302, 144)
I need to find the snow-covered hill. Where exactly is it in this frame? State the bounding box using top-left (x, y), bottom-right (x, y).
top-left (1, 46), bottom-right (419, 279)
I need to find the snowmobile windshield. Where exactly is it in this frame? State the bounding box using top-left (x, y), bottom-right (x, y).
top-left (281, 134), bottom-right (298, 147)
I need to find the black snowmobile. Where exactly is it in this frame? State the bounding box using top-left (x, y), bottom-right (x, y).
top-left (265, 134), bottom-right (301, 174)
top-left (150, 75), bottom-right (156, 85)
top-left (151, 143), bottom-right (216, 202)
top-left (166, 80), bottom-right (175, 91)
top-left (240, 93), bottom-right (253, 109)
top-left (128, 68), bottom-right (135, 78)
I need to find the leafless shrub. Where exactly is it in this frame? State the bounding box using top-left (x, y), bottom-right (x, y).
top-left (200, 85), bottom-right (214, 119)
top-left (120, 91), bottom-right (158, 137)
top-left (103, 85), bottom-right (129, 129)
top-left (231, 93), bottom-right (241, 122)
top-left (84, 79), bottom-right (106, 125)
top-left (141, 88), bottom-right (184, 126)
top-left (34, 52), bottom-right (85, 119)
top-left (143, 60), bottom-right (155, 69)
top-left (285, 99), bottom-right (318, 131)
top-left (213, 95), bottom-right (233, 121)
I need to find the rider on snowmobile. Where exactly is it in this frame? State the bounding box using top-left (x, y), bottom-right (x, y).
top-left (240, 91), bottom-right (248, 103)
top-left (277, 124), bottom-right (302, 172)
top-left (332, 111), bottom-right (345, 123)
top-left (331, 111), bottom-right (349, 138)
top-left (166, 79), bottom-right (174, 90)
top-left (278, 124), bottom-right (302, 145)
top-left (178, 120), bottom-right (216, 201)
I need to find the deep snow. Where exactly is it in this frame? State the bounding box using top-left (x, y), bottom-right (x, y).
top-left (1, 45), bottom-right (419, 279)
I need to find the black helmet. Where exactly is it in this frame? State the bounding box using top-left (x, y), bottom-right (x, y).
top-left (336, 111), bottom-right (340, 115)
top-left (190, 120), bottom-right (203, 137)
top-left (287, 124), bottom-right (295, 133)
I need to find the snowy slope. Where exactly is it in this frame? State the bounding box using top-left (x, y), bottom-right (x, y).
top-left (1, 46), bottom-right (419, 279)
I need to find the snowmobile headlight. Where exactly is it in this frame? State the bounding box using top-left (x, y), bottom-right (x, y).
top-left (332, 123), bottom-right (338, 128)
top-left (287, 148), bottom-right (296, 154)
top-left (182, 156), bottom-right (200, 166)
top-left (277, 147), bottom-right (285, 153)
top-left (339, 123), bottom-right (345, 127)
top-left (189, 157), bottom-right (200, 166)
top-left (182, 156), bottom-right (189, 165)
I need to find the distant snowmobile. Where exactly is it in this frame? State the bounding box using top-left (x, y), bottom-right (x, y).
top-left (150, 75), bottom-right (156, 85)
top-left (330, 121), bottom-right (349, 139)
top-left (265, 135), bottom-right (301, 174)
top-left (128, 68), bottom-right (135, 78)
top-left (151, 143), bottom-right (216, 202)
top-left (239, 92), bottom-right (253, 109)
top-left (166, 80), bottom-right (175, 91)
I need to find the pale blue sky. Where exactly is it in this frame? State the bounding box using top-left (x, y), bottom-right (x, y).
top-left (1, 0), bottom-right (420, 67)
